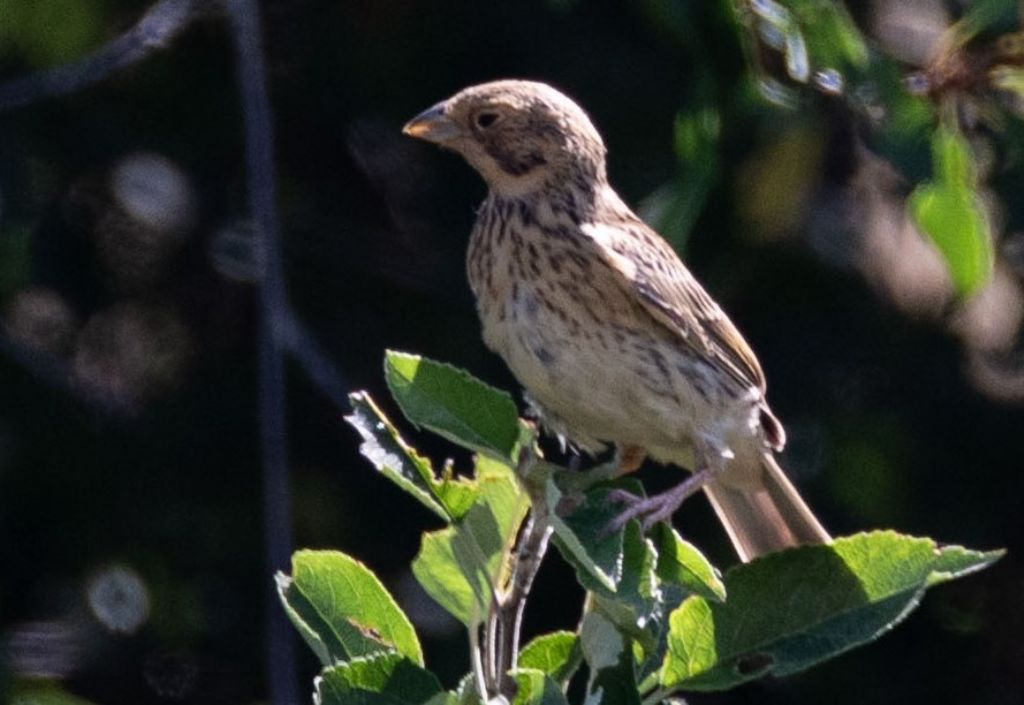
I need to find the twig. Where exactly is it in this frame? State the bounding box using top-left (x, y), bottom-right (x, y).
top-left (485, 600), bottom-right (500, 689)
top-left (223, 2), bottom-right (299, 704)
top-left (0, 0), bottom-right (203, 112)
top-left (496, 513), bottom-right (553, 695)
top-left (468, 619), bottom-right (490, 703)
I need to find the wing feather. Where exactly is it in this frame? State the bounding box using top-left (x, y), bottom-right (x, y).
top-left (580, 212), bottom-right (766, 395)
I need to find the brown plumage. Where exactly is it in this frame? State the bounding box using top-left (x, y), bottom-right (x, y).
top-left (403, 80), bottom-right (830, 561)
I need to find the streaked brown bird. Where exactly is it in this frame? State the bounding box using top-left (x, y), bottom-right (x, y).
top-left (403, 80), bottom-right (830, 561)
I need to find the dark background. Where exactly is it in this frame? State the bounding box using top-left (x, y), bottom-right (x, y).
top-left (1, 1), bottom-right (1022, 703)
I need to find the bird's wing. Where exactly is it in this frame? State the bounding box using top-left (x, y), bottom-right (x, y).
top-left (580, 216), bottom-right (766, 395)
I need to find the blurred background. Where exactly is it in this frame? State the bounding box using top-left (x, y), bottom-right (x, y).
top-left (1, 0), bottom-right (1023, 703)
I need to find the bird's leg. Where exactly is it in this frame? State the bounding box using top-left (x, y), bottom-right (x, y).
top-left (603, 467), bottom-right (715, 534)
top-left (603, 437), bottom-right (731, 534)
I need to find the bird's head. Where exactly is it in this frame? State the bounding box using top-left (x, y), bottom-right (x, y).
top-left (403, 80), bottom-right (607, 197)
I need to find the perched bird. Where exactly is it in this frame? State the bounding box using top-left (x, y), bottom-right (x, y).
top-left (403, 80), bottom-right (830, 561)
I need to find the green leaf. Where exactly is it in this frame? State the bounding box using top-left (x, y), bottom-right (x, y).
top-left (511, 669), bottom-right (570, 705)
top-left (659, 531), bottom-right (1003, 691)
top-left (512, 671), bottom-right (570, 705)
top-left (652, 524), bottom-right (726, 603)
top-left (346, 392), bottom-right (479, 521)
top-left (580, 612), bottom-right (642, 705)
top-left (590, 521), bottom-right (662, 652)
top-left (518, 631), bottom-right (581, 685)
top-left (785, 0), bottom-right (868, 71)
top-left (277, 550), bottom-right (423, 666)
top-left (452, 673), bottom-right (483, 705)
top-left (316, 652), bottom-right (443, 705)
top-left (277, 570), bottom-right (348, 666)
top-left (547, 476), bottom-right (670, 663)
top-left (908, 125), bottom-right (993, 297)
top-left (384, 351), bottom-right (520, 459)
top-left (933, 126), bottom-right (973, 185)
top-left (548, 480), bottom-right (641, 594)
top-left (411, 457), bottom-right (529, 625)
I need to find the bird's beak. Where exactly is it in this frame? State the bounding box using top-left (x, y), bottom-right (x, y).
top-left (402, 102), bottom-right (461, 144)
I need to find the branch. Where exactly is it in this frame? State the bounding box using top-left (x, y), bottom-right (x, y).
top-left (0, 0), bottom-right (203, 112)
top-left (496, 513), bottom-right (552, 694)
top-left (492, 449), bottom-right (554, 696)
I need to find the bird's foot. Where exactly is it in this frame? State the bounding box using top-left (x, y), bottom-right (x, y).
top-left (603, 467), bottom-right (715, 535)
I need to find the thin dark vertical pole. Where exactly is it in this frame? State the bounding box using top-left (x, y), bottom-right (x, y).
top-left (224, 2), bottom-right (299, 703)
top-left (0, 0), bottom-right (357, 699)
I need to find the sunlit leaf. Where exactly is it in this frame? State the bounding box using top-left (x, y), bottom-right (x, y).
top-left (384, 351), bottom-right (520, 459)
top-left (908, 125), bottom-right (993, 297)
top-left (277, 550), bottom-right (423, 666)
top-left (346, 392), bottom-right (479, 521)
top-left (518, 631), bottom-right (581, 685)
top-left (652, 524), bottom-right (726, 603)
top-left (511, 669), bottom-right (570, 705)
top-left (659, 531), bottom-right (1003, 691)
top-left (411, 457), bottom-right (529, 626)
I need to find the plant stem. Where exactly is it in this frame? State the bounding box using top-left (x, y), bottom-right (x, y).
top-left (488, 447), bottom-right (555, 697)
top-left (468, 621), bottom-right (490, 702)
top-left (497, 512), bottom-right (553, 695)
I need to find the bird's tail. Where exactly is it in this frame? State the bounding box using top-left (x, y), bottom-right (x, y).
top-left (703, 454), bottom-right (830, 562)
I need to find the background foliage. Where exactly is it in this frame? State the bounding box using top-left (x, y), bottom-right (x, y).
top-left (1, 1), bottom-right (1023, 704)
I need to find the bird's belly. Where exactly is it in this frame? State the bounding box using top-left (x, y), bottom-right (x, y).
top-left (480, 284), bottom-right (710, 452)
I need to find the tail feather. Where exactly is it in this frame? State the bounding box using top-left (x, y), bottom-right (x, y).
top-left (703, 454), bottom-right (830, 562)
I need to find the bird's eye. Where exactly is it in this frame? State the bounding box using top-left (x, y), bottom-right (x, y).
top-left (475, 112), bottom-right (500, 129)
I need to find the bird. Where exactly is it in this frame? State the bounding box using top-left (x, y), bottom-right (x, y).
top-left (402, 80), bottom-right (830, 561)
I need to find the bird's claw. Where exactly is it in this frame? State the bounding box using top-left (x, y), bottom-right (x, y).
top-left (600, 488), bottom-right (678, 537)
top-left (600, 468), bottom-right (716, 538)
